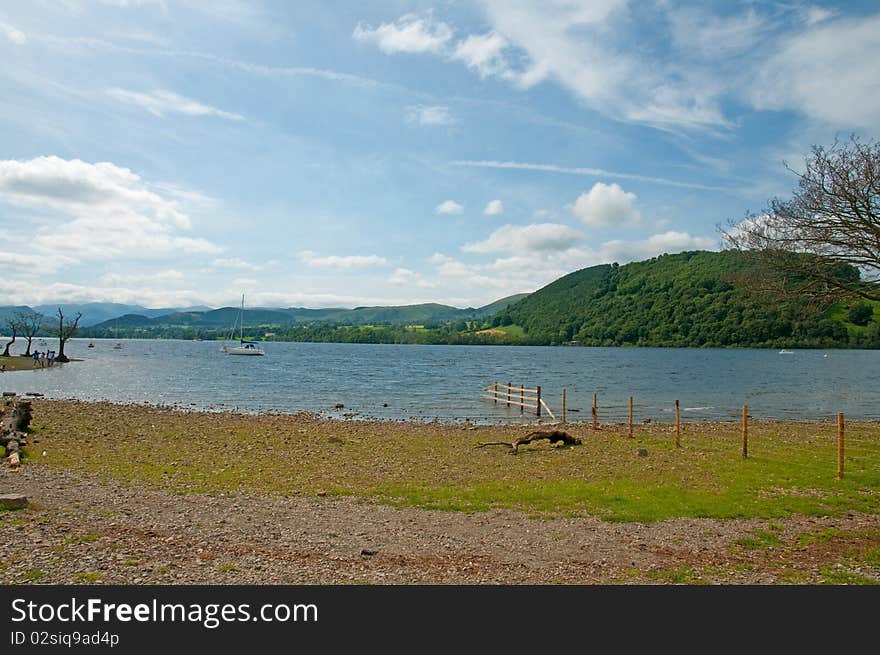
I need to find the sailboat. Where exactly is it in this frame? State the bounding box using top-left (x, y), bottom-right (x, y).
top-left (221, 295), bottom-right (265, 356)
top-left (113, 319), bottom-right (123, 349)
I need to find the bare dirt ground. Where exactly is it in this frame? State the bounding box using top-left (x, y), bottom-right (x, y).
top-left (3, 464), bottom-right (879, 585)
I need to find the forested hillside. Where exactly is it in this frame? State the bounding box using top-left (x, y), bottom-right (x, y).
top-left (493, 250), bottom-right (879, 348)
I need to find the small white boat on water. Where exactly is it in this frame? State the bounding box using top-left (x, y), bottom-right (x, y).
top-left (779, 349), bottom-right (795, 355)
top-left (221, 294), bottom-right (265, 356)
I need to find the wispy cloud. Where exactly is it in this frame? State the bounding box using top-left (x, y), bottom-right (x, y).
top-left (107, 88), bottom-right (244, 120)
top-left (406, 105), bottom-right (455, 126)
top-left (451, 160), bottom-right (728, 192)
top-left (0, 21), bottom-right (27, 45)
top-left (299, 251), bottom-right (389, 269)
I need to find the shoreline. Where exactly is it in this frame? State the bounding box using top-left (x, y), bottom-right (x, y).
top-left (3, 395), bottom-right (878, 426)
top-left (2, 398), bottom-right (879, 584)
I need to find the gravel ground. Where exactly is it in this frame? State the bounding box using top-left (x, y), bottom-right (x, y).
top-left (2, 465), bottom-right (878, 585)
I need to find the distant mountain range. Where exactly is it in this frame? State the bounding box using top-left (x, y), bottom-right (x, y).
top-left (0, 294), bottom-right (530, 334)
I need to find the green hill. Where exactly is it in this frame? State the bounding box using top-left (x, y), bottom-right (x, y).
top-left (493, 250), bottom-right (879, 348)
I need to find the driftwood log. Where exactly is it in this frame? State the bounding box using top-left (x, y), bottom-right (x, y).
top-left (1, 394), bottom-right (32, 469)
top-left (476, 429), bottom-right (582, 454)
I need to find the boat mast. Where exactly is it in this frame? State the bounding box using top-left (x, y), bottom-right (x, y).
top-left (239, 294), bottom-right (244, 342)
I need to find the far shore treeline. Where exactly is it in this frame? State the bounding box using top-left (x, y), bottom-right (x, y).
top-left (4, 251), bottom-right (880, 349)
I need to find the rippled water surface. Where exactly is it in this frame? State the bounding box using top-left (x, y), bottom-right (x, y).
top-left (4, 339), bottom-right (879, 423)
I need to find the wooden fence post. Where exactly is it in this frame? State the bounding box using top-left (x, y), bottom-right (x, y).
top-left (562, 389), bottom-right (567, 424)
top-left (628, 396), bottom-right (634, 439)
top-left (536, 386), bottom-right (542, 417)
top-left (520, 384), bottom-right (524, 415)
top-left (742, 404), bottom-right (748, 459)
top-left (592, 392), bottom-right (597, 430)
top-left (675, 399), bottom-right (680, 448)
top-left (507, 381), bottom-right (511, 408)
top-left (493, 382), bottom-right (498, 404)
top-left (837, 412), bottom-right (844, 480)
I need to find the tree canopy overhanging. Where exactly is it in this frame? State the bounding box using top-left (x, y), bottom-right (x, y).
top-left (723, 136), bottom-right (880, 302)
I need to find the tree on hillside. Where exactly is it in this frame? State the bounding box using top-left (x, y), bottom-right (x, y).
top-left (724, 136), bottom-right (880, 302)
top-left (49, 308), bottom-right (82, 363)
top-left (2, 317), bottom-right (19, 357)
top-left (15, 311), bottom-right (44, 357)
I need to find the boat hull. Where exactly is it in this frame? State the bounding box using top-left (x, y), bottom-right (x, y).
top-left (222, 347), bottom-right (264, 356)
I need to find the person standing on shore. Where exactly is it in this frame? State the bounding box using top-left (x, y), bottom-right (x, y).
top-left (39, 351), bottom-right (46, 367)
top-left (32, 351), bottom-right (39, 368)
top-left (47, 350), bottom-right (55, 367)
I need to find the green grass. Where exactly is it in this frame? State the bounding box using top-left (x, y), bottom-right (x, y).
top-left (28, 400), bottom-right (880, 522)
top-left (65, 533), bottom-right (100, 545)
top-left (20, 569), bottom-right (46, 582)
top-left (73, 572), bottom-right (103, 583)
top-left (818, 564), bottom-right (879, 585)
top-left (734, 530), bottom-right (782, 550)
top-left (645, 566), bottom-right (706, 584)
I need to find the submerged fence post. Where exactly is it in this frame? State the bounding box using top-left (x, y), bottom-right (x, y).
top-left (675, 399), bottom-right (681, 448)
top-left (507, 381), bottom-right (511, 408)
top-left (837, 412), bottom-right (845, 480)
top-left (493, 381), bottom-right (498, 404)
top-left (592, 392), bottom-right (598, 430)
top-left (536, 386), bottom-right (542, 417)
top-left (562, 388), bottom-right (567, 424)
top-left (742, 404), bottom-right (748, 459)
top-left (520, 384), bottom-right (524, 415)
top-left (628, 396), bottom-right (634, 439)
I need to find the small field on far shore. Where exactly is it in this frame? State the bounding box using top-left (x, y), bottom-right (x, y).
top-left (22, 400), bottom-right (880, 522)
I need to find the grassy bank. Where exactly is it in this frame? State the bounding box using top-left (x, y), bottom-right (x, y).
top-left (24, 400), bottom-right (880, 522)
top-left (0, 355), bottom-right (40, 372)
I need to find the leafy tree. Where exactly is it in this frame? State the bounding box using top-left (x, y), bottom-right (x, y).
top-left (724, 136), bottom-right (880, 302)
top-left (848, 302), bottom-right (874, 326)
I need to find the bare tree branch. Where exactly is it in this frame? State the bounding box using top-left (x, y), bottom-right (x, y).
top-left (722, 136), bottom-right (880, 302)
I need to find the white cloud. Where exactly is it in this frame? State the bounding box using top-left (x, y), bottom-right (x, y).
top-left (751, 15), bottom-right (880, 129)
top-left (476, 0), bottom-right (726, 129)
top-left (452, 31), bottom-right (511, 78)
top-left (107, 88), bottom-right (244, 121)
top-left (99, 270), bottom-right (185, 286)
top-left (353, 13), bottom-right (453, 54)
top-left (212, 257), bottom-right (255, 270)
top-left (299, 251), bottom-right (389, 269)
top-left (435, 199), bottom-right (464, 215)
top-left (462, 223), bottom-right (583, 254)
top-left (532, 209), bottom-right (550, 219)
top-left (388, 267), bottom-right (437, 288)
top-left (669, 7), bottom-right (768, 59)
top-left (405, 105), bottom-right (455, 126)
top-left (0, 21), bottom-right (27, 45)
top-left (0, 156), bottom-right (220, 268)
top-left (570, 182), bottom-right (640, 227)
top-left (599, 231), bottom-right (718, 263)
top-left (802, 6), bottom-right (835, 26)
top-left (0, 251), bottom-right (76, 276)
top-left (232, 277), bottom-right (258, 287)
top-left (483, 199), bottom-right (503, 216)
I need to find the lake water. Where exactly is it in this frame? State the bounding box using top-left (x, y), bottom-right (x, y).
top-left (3, 339), bottom-right (879, 423)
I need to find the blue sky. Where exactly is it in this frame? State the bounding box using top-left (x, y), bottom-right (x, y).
top-left (1, 0), bottom-right (878, 309)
